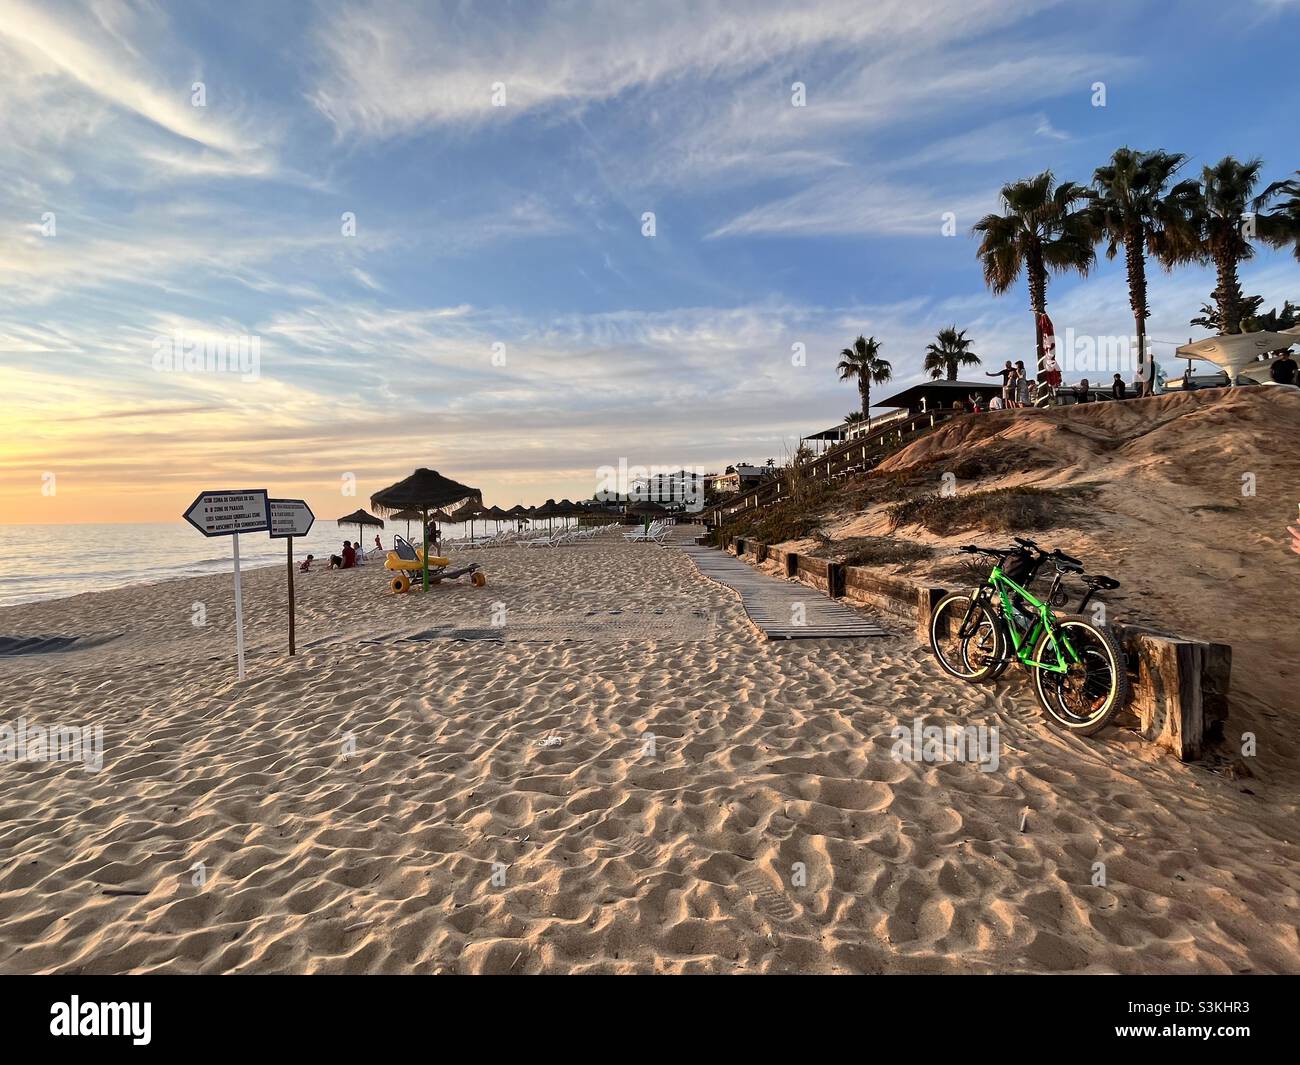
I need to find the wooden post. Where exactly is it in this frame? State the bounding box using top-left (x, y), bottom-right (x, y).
top-left (287, 536), bottom-right (296, 656)
top-left (1127, 634), bottom-right (1209, 761)
top-left (827, 562), bottom-right (845, 599)
top-left (914, 586), bottom-right (947, 645)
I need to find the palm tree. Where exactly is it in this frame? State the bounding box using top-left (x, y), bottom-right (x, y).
top-left (973, 172), bottom-right (1095, 378)
top-left (1273, 171), bottom-right (1300, 263)
top-left (837, 335), bottom-right (892, 421)
top-left (1090, 148), bottom-right (1200, 394)
top-left (924, 326), bottom-right (981, 380)
top-left (1187, 157), bottom-right (1293, 334)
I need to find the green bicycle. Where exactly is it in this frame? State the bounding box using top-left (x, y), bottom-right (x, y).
top-left (928, 537), bottom-right (1129, 736)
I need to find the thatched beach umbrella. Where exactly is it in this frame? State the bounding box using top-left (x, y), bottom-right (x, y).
top-left (506, 504), bottom-right (531, 531)
top-left (627, 499), bottom-right (667, 533)
top-left (389, 507), bottom-right (423, 541)
top-left (370, 470), bottom-right (481, 590)
top-left (337, 508), bottom-right (385, 550)
top-left (555, 499), bottom-right (581, 531)
top-left (534, 499), bottom-right (558, 532)
top-left (456, 500), bottom-right (492, 542)
top-left (487, 505), bottom-right (510, 533)
top-left (628, 500), bottom-right (667, 516)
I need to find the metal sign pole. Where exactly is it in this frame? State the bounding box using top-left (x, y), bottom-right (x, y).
top-left (232, 531), bottom-right (246, 680)
top-left (287, 536), bottom-right (296, 656)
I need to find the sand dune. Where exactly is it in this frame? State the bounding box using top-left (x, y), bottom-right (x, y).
top-left (1, 531), bottom-right (1298, 973)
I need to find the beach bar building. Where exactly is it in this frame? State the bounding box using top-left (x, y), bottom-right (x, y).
top-left (854, 380), bottom-right (1003, 437)
top-left (802, 422), bottom-right (849, 454)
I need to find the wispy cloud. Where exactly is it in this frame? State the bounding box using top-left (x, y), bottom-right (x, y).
top-left (307, 0), bottom-right (1061, 139)
top-left (708, 176), bottom-right (995, 239)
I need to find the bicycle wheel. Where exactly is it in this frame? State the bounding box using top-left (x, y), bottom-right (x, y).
top-left (960, 601), bottom-right (1013, 682)
top-left (929, 592), bottom-right (1005, 682)
top-left (1031, 617), bottom-right (1129, 736)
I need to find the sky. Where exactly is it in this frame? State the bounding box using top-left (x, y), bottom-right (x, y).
top-left (1, 0), bottom-right (1298, 523)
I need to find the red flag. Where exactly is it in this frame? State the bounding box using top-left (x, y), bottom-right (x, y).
top-left (1038, 312), bottom-right (1055, 355)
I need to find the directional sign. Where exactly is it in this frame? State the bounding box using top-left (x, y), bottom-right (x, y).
top-left (269, 498), bottom-right (315, 539)
top-left (182, 488), bottom-right (271, 682)
top-left (183, 489), bottom-right (270, 537)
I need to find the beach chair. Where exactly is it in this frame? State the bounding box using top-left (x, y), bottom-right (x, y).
top-left (384, 535), bottom-right (486, 592)
top-left (624, 520), bottom-right (667, 543)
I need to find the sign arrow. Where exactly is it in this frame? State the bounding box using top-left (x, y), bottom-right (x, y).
top-left (268, 498), bottom-right (315, 539)
top-left (183, 489), bottom-right (270, 538)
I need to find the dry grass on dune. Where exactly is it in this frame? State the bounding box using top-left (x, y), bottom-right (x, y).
top-left (768, 387), bottom-right (1300, 777)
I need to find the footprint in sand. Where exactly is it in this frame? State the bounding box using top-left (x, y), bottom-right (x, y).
top-left (601, 832), bottom-right (659, 869)
top-left (735, 867), bottom-right (798, 922)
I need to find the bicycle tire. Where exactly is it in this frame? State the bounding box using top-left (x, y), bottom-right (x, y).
top-left (1030, 616), bottom-right (1129, 736)
top-left (929, 592), bottom-right (1004, 682)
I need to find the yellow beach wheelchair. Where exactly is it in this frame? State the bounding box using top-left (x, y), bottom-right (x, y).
top-left (385, 535), bottom-right (486, 593)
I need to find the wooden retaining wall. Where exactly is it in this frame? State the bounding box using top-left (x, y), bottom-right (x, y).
top-left (714, 539), bottom-right (1231, 764)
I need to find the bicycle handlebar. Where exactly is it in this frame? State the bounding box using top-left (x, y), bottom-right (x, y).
top-left (1014, 536), bottom-right (1082, 567)
top-left (964, 540), bottom-right (1083, 567)
top-left (961, 544), bottom-right (1019, 557)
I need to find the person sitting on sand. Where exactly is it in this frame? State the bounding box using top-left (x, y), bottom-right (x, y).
top-left (989, 393), bottom-right (1005, 411)
top-left (968, 392), bottom-right (984, 412)
top-left (329, 541), bottom-right (357, 569)
top-left (300, 554), bottom-right (314, 572)
top-left (1073, 378), bottom-right (1093, 403)
top-left (1270, 350), bottom-right (1298, 386)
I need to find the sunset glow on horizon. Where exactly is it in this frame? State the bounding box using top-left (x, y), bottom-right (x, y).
top-left (2, 0), bottom-right (1297, 524)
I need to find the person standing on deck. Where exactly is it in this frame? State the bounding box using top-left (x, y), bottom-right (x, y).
top-left (986, 360), bottom-right (1014, 406)
top-left (1015, 368), bottom-right (1032, 408)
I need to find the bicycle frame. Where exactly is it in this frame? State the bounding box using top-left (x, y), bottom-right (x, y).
top-left (977, 565), bottom-right (1080, 674)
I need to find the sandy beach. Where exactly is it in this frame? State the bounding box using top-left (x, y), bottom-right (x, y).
top-left (1, 529), bottom-right (1297, 974)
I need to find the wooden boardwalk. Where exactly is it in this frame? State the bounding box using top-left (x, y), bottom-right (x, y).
top-left (679, 545), bottom-right (890, 640)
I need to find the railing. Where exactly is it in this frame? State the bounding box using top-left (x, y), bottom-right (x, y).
top-left (697, 408), bottom-right (958, 527)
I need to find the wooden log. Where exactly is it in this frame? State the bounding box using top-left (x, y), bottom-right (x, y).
top-left (795, 555), bottom-right (833, 596)
top-left (843, 567), bottom-right (918, 606)
top-left (1127, 634), bottom-right (1205, 761)
top-left (768, 548), bottom-right (797, 578)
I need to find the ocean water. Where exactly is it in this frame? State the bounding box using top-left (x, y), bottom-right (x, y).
top-left (0, 520), bottom-right (515, 608)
